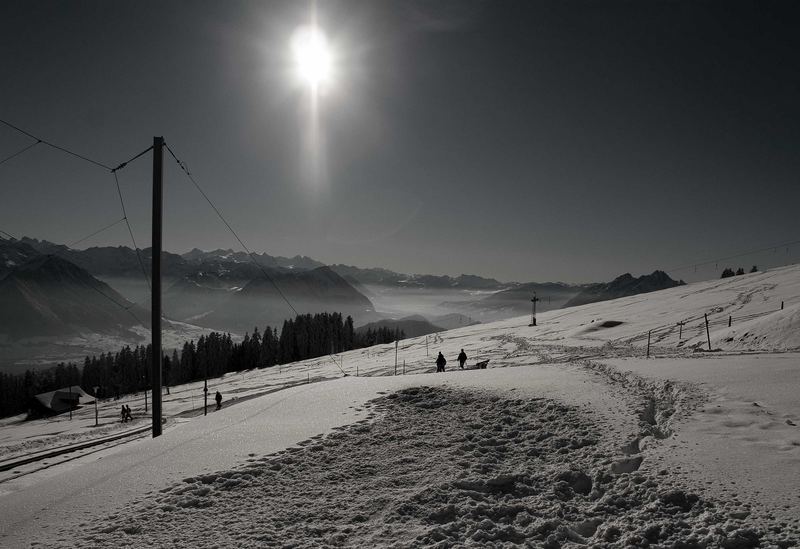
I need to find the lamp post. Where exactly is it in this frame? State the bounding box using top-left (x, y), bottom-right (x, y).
top-left (529, 292), bottom-right (540, 327)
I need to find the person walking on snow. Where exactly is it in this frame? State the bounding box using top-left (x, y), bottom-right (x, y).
top-left (457, 349), bottom-right (468, 369)
top-left (215, 391), bottom-right (223, 411)
top-left (435, 352), bottom-right (447, 372)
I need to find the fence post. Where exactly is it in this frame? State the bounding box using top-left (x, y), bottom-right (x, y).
top-left (728, 315), bottom-right (732, 327)
top-left (646, 331), bottom-right (651, 358)
top-left (394, 339), bottom-right (398, 375)
top-left (678, 321), bottom-right (683, 341)
top-left (403, 360), bottom-right (406, 375)
top-left (705, 313), bottom-right (711, 351)
top-left (781, 301), bottom-right (784, 310)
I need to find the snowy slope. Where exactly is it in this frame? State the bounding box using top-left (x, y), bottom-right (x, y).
top-left (1, 264), bottom-right (799, 547)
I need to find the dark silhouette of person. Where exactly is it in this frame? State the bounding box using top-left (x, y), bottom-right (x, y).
top-left (215, 391), bottom-right (223, 411)
top-left (121, 405), bottom-right (127, 423)
top-left (435, 352), bottom-right (447, 372)
top-left (124, 405), bottom-right (133, 422)
top-left (457, 349), bottom-right (468, 369)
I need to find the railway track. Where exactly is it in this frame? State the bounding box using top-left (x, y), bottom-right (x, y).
top-left (0, 425), bottom-right (150, 482)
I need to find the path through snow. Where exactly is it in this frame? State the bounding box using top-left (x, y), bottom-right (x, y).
top-left (51, 386), bottom-right (799, 548)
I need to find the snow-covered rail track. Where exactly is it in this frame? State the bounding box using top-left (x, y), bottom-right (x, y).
top-left (0, 425), bottom-right (150, 478)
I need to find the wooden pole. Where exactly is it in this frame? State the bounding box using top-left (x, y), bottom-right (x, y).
top-left (678, 321), bottom-right (683, 341)
top-left (646, 331), bottom-right (651, 358)
top-left (394, 339), bottom-right (398, 375)
top-left (705, 313), bottom-right (711, 351)
top-left (151, 136), bottom-right (164, 438)
top-left (728, 316), bottom-right (732, 327)
top-left (94, 386), bottom-right (99, 427)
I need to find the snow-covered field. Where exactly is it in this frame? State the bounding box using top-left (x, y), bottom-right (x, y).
top-left (1, 265), bottom-right (799, 547)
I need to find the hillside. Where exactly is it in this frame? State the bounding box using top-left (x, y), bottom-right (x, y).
top-left (2, 264), bottom-right (799, 547)
top-left (441, 281), bottom-right (584, 322)
top-left (0, 255), bottom-right (140, 338)
top-left (192, 266), bottom-right (377, 333)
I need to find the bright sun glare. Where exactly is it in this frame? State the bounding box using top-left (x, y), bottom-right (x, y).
top-left (292, 26), bottom-right (332, 90)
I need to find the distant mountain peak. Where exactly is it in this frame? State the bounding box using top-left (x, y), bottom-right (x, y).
top-left (565, 270), bottom-right (685, 308)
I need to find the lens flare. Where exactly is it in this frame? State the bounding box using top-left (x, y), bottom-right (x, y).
top-left (292, 26), bottom-right (332, 90)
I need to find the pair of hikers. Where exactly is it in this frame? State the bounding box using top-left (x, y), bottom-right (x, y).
top-left (435, 349), bottom-right (468, 372)
top-left (120, 404), bottom-right (133, 422)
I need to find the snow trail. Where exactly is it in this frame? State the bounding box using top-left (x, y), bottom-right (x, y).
top-left (55, 386), bottom-right (799, 548)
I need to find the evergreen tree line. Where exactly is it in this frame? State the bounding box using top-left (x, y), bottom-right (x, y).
top-left (0, 312), bottom-right (404, 418)
top-left (721, 265), bottom-right (758, 278)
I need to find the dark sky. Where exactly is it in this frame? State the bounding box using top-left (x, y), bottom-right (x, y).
top-left (1, 0), bottom-right (799, 283)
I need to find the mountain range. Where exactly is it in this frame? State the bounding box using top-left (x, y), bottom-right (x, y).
top-left (1, 235), bottom-right (688, 371)
top-left (564, 271), bottom-right (685, 307)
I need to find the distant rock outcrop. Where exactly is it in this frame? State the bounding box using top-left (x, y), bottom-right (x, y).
top-left (0, 237), bottom-right (41, 281)
top-left (564, 271), bottom-right (685, 308)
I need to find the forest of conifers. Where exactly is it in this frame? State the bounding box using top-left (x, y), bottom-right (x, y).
top-left (0, 312), bottom-right (404, 418)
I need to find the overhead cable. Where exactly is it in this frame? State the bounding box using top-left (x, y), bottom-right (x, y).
top-left (0, 118), bottom-right (112, 170)
top-left (165, 143), bottom-right (351, 376)
top-left (67, 217), bottom-right (128, 248)
top-left (0, 140), bottom-right (41, 167)
top-left (666, 238), bottom-right (800, 274)
top-left (113, 171), bottom-right (151, 290)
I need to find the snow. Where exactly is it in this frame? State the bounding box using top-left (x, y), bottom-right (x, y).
top-left (1, 264), bottom-right (800, 547)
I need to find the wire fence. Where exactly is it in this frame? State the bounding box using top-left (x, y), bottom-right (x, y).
top-left (619, 300), bottom-right (789, 349)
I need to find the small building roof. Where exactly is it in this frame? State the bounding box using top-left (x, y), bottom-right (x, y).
top-left (33, 386), bottom-right (94, 414)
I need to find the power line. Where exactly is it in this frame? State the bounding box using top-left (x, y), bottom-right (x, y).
top-left (111, 145), bottom-right (154, 173)
top-left (112, 171), bottom-right (151, 290)
top-left (164, 145), bottom-right (299, 318)
top-left (67, 217), bottom-right (127, 248)
top-left (36, 253), bottom-right (147, 327)
top-left (666, 238), bottom-right (800, 274)
top-left (1, 226), bottom-right (146, 327)
top-left (165, 143), bottom-right (349, 376)
top-left (0, 118), bottom-right (112, 171)
top-left (0, 140), bottom-right (41, 167)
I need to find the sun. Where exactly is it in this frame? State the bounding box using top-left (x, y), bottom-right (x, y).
top-left (292, 26), bottom-right (332, 91)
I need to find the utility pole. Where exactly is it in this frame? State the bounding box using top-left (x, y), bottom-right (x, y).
top-left (394, 339), bottom-right (398, 375)
top-left (529, 292), bottom-right (540, 327)
top-left (151, 136), bottom-right (164, 438)
top-left (93, 386), bottom-right (99, 427)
